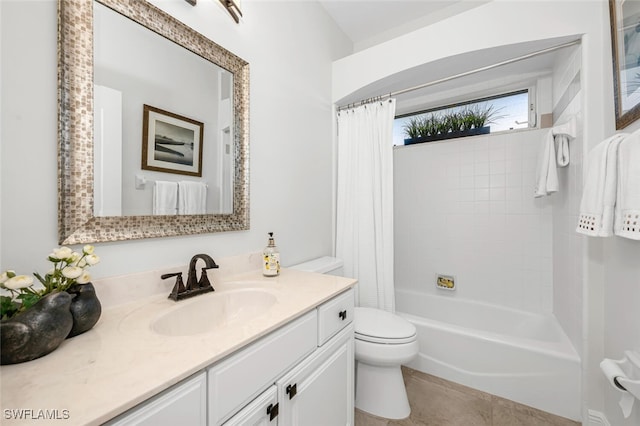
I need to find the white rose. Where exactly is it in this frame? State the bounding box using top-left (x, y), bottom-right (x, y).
top-left (83, 245), bottom-right (95, 255)
top-left (69, 252), bottom-right (82, 263)
top-left (62, 266), bottom-right (83, 280)
top-left (85, 254), bottom-right (100, 266)
top-left (50, 246), bottom-right (73, 261)
top-left (0, 270), bottom-right (15, 284)
top-left (75, 271), bottom-right (92, 284)
top-left (4, 275), bottom-right (34, 290)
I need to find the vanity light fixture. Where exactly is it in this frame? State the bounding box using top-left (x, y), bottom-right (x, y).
top-left (219, 0), bottom-right (242, 23)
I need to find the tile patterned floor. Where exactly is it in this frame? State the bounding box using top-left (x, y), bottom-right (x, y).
top-left (355, 367), bottom-right (581, 426)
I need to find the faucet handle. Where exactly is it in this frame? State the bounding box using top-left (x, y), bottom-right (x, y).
top-left (162, 272), bottom-right (186, 301)
top-left (197, 268), bottom-right (216, 291)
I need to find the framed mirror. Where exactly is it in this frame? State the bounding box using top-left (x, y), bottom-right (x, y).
top-left (609, 0), bottom-right (640, 129)
top-left (58, 0), bottom-right (249, 244)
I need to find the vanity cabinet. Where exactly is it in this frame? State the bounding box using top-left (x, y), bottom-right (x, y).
top-left (108, 288), bottom-right (354, 426)
top-left (107, 372), bottom-right (207, 426)
top-left (210, 288), bottom-right (354, 425)
top-left (208, 310), bottom-right (319, 424)
top-left (221, 324), bottom-right (354, 426)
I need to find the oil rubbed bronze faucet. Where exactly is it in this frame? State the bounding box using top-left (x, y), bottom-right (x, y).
top-left (161, 254), bottom-right (219, 301)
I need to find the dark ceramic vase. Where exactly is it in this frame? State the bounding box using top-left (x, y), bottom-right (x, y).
top-left (66, 282), bottom-right (102, 338)
top-left (0, 292), bottom-right (74, 365)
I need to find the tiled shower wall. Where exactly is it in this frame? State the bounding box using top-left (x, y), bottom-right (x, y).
top-left (394, 128), bottom-right (554, 313)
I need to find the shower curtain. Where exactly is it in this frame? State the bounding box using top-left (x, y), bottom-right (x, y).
top-left (336, 99), bottom-right (396, 312)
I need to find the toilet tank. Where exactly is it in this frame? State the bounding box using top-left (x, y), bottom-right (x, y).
top-left (289, 256), bottom-right (344, 276)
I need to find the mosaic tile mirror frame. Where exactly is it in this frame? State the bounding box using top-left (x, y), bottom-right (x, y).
top-left (58, 0), bottom-right (250, 244)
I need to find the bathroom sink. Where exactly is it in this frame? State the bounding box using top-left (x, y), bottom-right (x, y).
top-left (223, 280), bottom-right (273, 287)
top-left (151, 288), bottom-right (278, 336)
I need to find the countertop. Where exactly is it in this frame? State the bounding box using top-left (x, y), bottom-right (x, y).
top-left (0, 268), bottom-right (356, 425)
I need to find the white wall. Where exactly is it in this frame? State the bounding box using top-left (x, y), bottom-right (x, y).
top-left (551, 45), bottom-right (584, 356)
top-left (394, 128), bottom-right (554, 313)
top-left (0, 0), bottom-right (351, 279)
top-left (588, 5), bottom-right (640, 426)
top-left (601, 237), bottom-right (640, 426)
top-left (598, 115), bottom-right (640, 426)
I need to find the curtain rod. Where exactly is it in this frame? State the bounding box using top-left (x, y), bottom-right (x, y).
top-left (336, 39), bottom-right (581, 112)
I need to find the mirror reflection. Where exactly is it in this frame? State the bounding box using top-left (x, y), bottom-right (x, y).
top-left (93, 2), bottom-right (234, 217)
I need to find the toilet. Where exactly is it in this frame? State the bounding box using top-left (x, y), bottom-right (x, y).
top-left (290, 256), bottom-right (419, 419)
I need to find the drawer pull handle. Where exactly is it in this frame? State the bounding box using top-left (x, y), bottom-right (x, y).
top-left (267, 402), bottom-right (279, 421)
top-left (338, 310), bottom-right (347, 321)
top-left (286, 383), bottom-right (297, 399)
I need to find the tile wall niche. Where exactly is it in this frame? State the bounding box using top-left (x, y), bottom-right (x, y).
top-left (394, 127), bottom-right (554, 313)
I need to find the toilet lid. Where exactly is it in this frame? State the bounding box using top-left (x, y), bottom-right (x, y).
top-left (354, 307), bottom-right (416, 344)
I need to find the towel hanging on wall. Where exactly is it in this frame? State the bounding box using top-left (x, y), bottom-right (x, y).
top-left (552, 117), bottom-right (577, 168)
top-left (555, 135), bottom-right (570, 167)
top-left (534, 131), bottom-right (559, 197)
top-left (576, 133), bottom-right (628, 236)
top-left (534, 117), bottom-right (578, 197)
top-left (614, 130), bottom-right (640, 240)
top-left (178, 181), bottom-right (207, 215)
top-left (153, 181), bottom-right (178, 215)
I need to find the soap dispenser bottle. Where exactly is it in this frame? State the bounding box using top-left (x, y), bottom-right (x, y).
top-left (263, 232), bottom-right (280, 277)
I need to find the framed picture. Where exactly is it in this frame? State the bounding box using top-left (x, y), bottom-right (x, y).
top-left (610, 0), bottom-right (640, 129)
top-left (142, 104), bottom-right (204, 176)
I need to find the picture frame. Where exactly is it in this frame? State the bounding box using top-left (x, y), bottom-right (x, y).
top-left (142, 104), bottom-right (204, 176)
top-left (609, 0), bottom-right (640, 129)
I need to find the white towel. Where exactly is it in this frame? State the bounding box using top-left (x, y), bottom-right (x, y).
top-left (614, 130), bottom-right (640, 240)
top-left (552, 117), bottom-right (577, 138)
top-left (153, 181), bottom-right (178, 215)
top-left (556, 135), bottom-right (570, 167)
top-left (576, 133), bottom-right (628, 236)
top-left (553, 117), bottom-right (576, 168)
top-left (534, 131), bottom-right (559, 197)
top-left (178, 181), bottom-right (207, 215)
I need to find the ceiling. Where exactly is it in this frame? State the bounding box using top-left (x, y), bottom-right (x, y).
top-left (318, 0), bottom-right (491, 51)
top-left (318, 1), bottom-right (581, 110)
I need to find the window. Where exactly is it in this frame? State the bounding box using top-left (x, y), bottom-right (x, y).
top-left (392, 90), bottom-right (531, 146)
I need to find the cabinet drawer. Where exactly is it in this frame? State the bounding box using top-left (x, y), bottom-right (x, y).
top-left (208, 310), bottom-right (317, 425)
top-left (106, 372), bottom-right (207, 426)
top-left (317, 288), bottom-right (354, 346)
top-left (222, 386), bottom-right (278, 426)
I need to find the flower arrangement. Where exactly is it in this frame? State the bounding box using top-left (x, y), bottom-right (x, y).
top-left (0, 245), bottom-right (100, 320)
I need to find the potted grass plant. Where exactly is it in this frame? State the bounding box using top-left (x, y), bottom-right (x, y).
top-left (403, 104), bottom-right (500, 145)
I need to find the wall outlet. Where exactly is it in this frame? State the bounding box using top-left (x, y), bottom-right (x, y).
top-left (436, 274), bottom-right (456, 291)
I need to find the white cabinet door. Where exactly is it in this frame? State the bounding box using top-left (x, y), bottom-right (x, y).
top-left (208, 310), bottom-right (317, 425)
top-left (107, 372), bottom-right (207, 426)
top-left (276, 325), bottom-right (354, 426)
top-left (222, 386), bottom-right (279, 426)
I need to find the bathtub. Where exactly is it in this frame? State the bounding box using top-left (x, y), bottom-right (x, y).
top-left (395, 289), bottom-right (581, 421)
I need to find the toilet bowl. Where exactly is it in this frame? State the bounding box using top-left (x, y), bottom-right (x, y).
top-left (354, 307), bottom-right (418, 419)
top-left (290, 257), bottom-right (419, 420)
